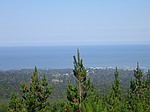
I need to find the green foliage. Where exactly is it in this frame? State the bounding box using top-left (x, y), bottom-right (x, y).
top-left (8, 94), bottom-right (27, 112)
top-left (81, 90), bottom-right (104, 112)
top-left (103, 67), bottom-right (124, 112)
top-left (73, 49), bottom-right (86, 83)
top-left (48, 100), bottom-right (66, 112)
top-left (127, 63), bottom-right (150, 111)
top-left (5, 51), bottom-right (150, 112)
top-left (146, 70), bottom-right (150, 86)
top-left (66, 49), bottom-right (92, 112)
top-left (8, 67), bottom-right (52, 112)
top-left (8, 93), bottom-right (23, 112)
top-left (133, 63), bottom-right (142, 81)
top-left (144, 70), bottom-right (150, 110)
top-left (0, 100), bottom-right (8, 112)
top-left (81, 97), bottom-right (103, 112)
top-left (66, 81), bottom-right (79, 111)
top-left (111, 67), bottom-right (121, 98)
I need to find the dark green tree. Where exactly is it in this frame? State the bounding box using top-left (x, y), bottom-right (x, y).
top-left (128, 63), bottom-right (147, 111)
top-left (145, 70), bottom-right (150, 95)
top-left (66, 81), bottom-right (79, 111)
top-left (146, 70), bottom-right (150, 87)
top-left (48, 100), bottom-right (66, 112)
top-left (73, 49), bottom-right (87, 103)
top-left (144, 70), bottom-right (150, 110)
top-left (66, 49), bottom-right (91, 112)
top-left (103, 67), bottom-right (123, 112)
top-left (81, 96), bottom-right (104, 112)
top-left (8, 93), bottom-right (24, 112)
top-left (111, 67), bottom-right (121, 98)
top-left (8, 67), bottom-right (52, 112)
top-left (81, 87), bottom-right (104, 112)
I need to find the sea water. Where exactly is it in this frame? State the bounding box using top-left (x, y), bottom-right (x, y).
top-left (0, 44), bottom-right (149, 70)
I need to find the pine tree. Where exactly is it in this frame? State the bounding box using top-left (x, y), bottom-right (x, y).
top-left (144, 70), bottom-right (150, 110)
top-left (8, 67), bottom-right (52, 112)
top-left (73, 49), bottom-right (87, 104)
top-left (103, 67), bottom-right (123, 112)
top-left (128, 63), bottom-right (146, 111)
top-left (8, 93), bottom-right (24, 112)
top-left (81, 96), bottom-right (104, 112)
top-left (81, 87), bottom-right (104, 112)
top-left (66, 81), bottom-right (79, 111)
top-left (66, 49), bottom-right (91, 112)
top-left (146, 70), bottom-right (150, 85)
top-left (130, 63), bottom-right (143, 96)
top-left (20, 67), bottom-right (52, 112)
top-left (111, 67), bottom-right (121, 98)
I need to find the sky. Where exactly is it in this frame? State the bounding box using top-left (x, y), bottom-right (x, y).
top-left (0, 0), bottom-right (150, 46)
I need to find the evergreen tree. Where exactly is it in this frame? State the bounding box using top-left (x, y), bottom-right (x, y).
top-left (81, 96), bottom-right (104, 112)
top-left (8, 67), bottom-right (52, 112)
top-left (66, 81), bottom-right (79, 111)
top-left (73, 49), bottom-right (87, 103)
top-left (81, 87), bottom-right (104, 112)
top-left (146, 70), bottom-right (150, 87)
top-left (48, 100), bottom-right (66, 112)
top-left (66, 49), bottom-right (91, 112)
top-left (111, 67), bottom-right (121, 98)
top-left (128, 63), bottom-right (147, 111)
top-left (144, 70), bottom-right (150, 110)
top-left (103, 67), bottom-right (123, 112)
top-left (8, 93), bottom-right (24, 112)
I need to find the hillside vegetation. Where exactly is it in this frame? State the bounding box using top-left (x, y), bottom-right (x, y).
top-left (0, 50), bottom-right (150, 112)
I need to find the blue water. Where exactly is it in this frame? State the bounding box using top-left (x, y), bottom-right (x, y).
top-left (0, 44), bottom-right (150, 70)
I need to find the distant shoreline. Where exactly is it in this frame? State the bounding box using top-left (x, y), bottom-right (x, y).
top-left (0, 66), bottom-right (149, 72)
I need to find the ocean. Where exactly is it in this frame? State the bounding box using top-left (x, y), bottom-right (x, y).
top-left (0, 44), bottom-right (150, 70)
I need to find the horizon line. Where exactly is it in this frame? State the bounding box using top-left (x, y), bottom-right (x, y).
top-left (0, 43), bottom-right (150, 47)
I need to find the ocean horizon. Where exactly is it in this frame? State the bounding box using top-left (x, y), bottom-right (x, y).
top-left (0, 44), bottom-right (150, 70)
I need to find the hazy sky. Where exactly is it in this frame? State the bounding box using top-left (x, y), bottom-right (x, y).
top-left (0, 0), bottom-right (150, 46)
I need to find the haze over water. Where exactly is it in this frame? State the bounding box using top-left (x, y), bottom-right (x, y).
top-left (0, 44), bottom-right (149, 70)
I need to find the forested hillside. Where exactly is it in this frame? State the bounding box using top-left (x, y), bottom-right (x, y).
top-left (0, 51), bottom-right (149, 112)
